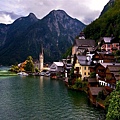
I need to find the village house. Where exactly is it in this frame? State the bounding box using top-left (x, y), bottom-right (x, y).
top-left (88, 62), bottom-right (120, 106)
top-left (74, 55), bottom-right (94, 80)
top-left (90, 62), bottom-right (120, 89)
top-left (62, 57), bottom-right (72, 78)
top-left (106, 65), bottom-right (120, 81)
top-left (87, 78), bottom-right (99, 87)
top-left (88, 87), bottom-right (104, 105)
top-left (99, 37), bottom-right (120, 52)
top-left (72, 32), bottom-right (96, 56)
top-left (50, 62), bottom-right (64, 72)
top-left (49, 62), bottom-right (64, 78)
top-left (92, 51), bottom-right (115, 64)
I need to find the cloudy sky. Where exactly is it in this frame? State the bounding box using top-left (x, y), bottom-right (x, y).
top-left (0, 0), bottom-right (109, 25)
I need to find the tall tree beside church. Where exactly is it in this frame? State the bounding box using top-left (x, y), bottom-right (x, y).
top-left (24, 56), bottom-right (34, 72)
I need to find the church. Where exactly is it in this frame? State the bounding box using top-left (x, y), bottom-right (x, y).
top-left (34, 47), bottom-right (44, 72)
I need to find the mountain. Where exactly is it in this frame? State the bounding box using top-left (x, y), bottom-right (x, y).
top-left (0, 24), bottom-right (9, 47)
top-left (84, 0), bottom-right (120, 40)
top-left (0, 10), bottom-right (86, 65)
top-left (100, 0), bottom-right (115, 16)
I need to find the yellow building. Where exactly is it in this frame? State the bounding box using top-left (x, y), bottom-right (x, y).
top-left (74, 55), bottom-right (92, 80)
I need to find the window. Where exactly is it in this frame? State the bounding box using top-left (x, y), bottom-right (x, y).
top-left (84, 72), bottom-right (86, 75)
top-left (76, 67), bottom-right (79, 73)
top-left (107, 44), bottom-right (110, 47)
top-left (84, 67), bottom-right (86, 70)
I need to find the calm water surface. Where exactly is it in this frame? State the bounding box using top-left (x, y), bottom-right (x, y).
top-left (0, 69), bottom-right (106, 120)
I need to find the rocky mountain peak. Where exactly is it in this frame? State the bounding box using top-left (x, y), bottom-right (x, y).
top-left (47, 10), bottom-right (71, 20)
top-left (50, 10), bottom-right (67, 16)
top-left (27, 13), bottom-right (38, 21)
top-left (0, 10), bottom-right (86, 65)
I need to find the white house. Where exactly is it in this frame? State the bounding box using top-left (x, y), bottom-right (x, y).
top-left (50, 62), bottom-right (64, 73)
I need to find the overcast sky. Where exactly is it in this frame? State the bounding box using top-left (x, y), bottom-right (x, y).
top-left (0, 0), bottom-right (109, 25)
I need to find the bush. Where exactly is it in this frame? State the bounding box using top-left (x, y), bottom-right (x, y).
top-left (106, 81), bottom-right (120, 120)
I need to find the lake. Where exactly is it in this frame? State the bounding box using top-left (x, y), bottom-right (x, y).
top-left (0, 68), bottom-right (106, 120)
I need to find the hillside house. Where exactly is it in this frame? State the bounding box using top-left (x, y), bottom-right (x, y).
top-left (99, 37), bottom-right (120, 52)
top-left (74, 55), bottom-right (94, 80)
top-left (72, 39), bottom-right (95, 56)
top-left (106, 65), bottom-right (120, 81)
top-left (90, 63), bottom-right (120, 89)
top-left (92, 52), bottom-right (115, 64)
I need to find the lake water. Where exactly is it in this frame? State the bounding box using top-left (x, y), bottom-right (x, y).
top-left (0, 68), bottom-right (106, 120)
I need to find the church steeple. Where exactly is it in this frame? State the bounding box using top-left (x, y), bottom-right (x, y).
top-left (39, 45), bottom-right (44, 71)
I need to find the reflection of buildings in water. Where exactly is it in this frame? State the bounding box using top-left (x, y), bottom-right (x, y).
top-left (39, 76), bottom-right (43, 88)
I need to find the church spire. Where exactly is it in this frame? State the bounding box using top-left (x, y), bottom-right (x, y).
top-left (41, 45), bottom-right (43, 55)
top-left (39, 45), bottom-right (44, 71)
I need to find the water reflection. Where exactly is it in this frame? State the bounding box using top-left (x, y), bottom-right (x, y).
top-left (0, 75), bottom-right (106, 120)
top-left (39, 76), bottom-right (43, 88)
top-left (67, 90), bottom-right (87, 105)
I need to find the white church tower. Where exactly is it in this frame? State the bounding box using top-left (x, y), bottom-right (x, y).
top-left (39, 47), bottom-right (44, 72)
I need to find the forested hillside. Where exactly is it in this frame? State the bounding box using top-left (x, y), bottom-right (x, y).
top-left (84, 0), bottom-right (120, 40)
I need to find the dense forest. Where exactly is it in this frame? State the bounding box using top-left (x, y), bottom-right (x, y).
top-left (84, 0), bottom-right (120, 41)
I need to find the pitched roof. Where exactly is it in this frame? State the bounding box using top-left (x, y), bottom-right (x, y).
top-left (77, 55), bottom-right (92, 66)
top-left (107, 65), bottom-right (120, 72)
top-left (114, 75), bottom-right (120, 81)
top-left (75, 39), bottom-right (95, 47)
top-left (101, 63), bottom-right (120, 68)
top-left (88, 78), bottom-right (98, 83)
top-left (103, 37), bottom-right (112, 43)
top-left (89, 87), bottom-right (104, 96)
top-left (54, 62), bottom-right (63, 67)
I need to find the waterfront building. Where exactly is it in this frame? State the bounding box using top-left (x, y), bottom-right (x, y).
top-left (50, 62), bottom-right (64, 73)
top-left (88, 87), bottom-right (104, 105)
top-left (50, 62), bottom-right (64, 78)
top-left (74, 55), bottom-right (94, 80)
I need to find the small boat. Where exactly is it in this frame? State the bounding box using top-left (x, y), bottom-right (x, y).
top-left (17, 72), bottom-right (28, 76)
top-left (40, 72), bottom-right (45, 76)
top-left (44, 71), bottom-right (50, 77)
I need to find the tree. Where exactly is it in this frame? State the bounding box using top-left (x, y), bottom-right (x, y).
top-left (106, 81), bottom-right (120, 120)
top-left (84, 0), bottom-right (120, 40)
top-left (89, 72), bottom-right (96, 78)
top-left (24, 56), bottom-right (34, 72)
top-left (116, 50), bottom-right (120, 56)
top-left (9, 65), bottom-right (19, 73)
top-left (62, 46), bottom-right (72, 59)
